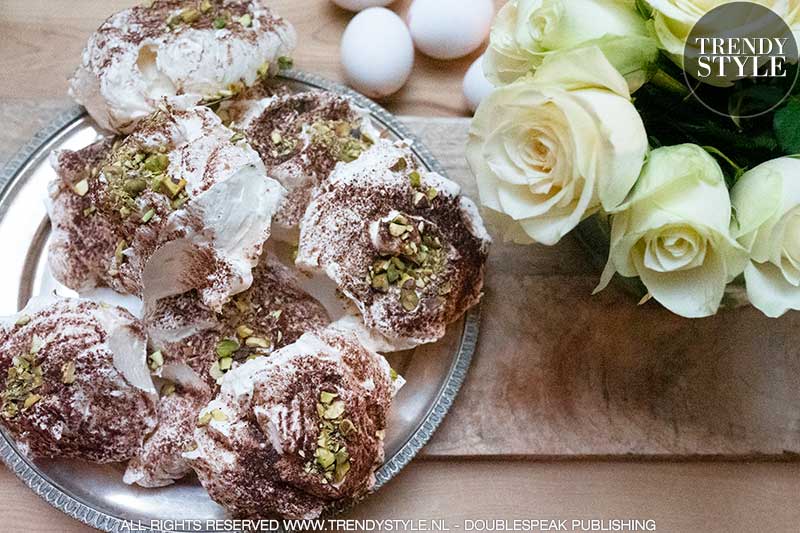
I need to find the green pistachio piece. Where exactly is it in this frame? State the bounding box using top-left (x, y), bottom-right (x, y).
top-left (278, 56), bottom-right (294, 70)
top-left (390, 158), bottom-right (407, 172)
top-left (61, 361), bottom-right (76, 385)
top-left (236, 325), bottom-right (254, 338)
top-left (114, 240), bottom-right (127, 265)
top-left (144, 153), bottom-right (169, 173)
top-left (211, 408), bottom-right (228, 421)
top-left (408, 171), bottom-right (421, 188)
top-left (124, 178), bottom-right (148, 195)
top-left (219, 357), bottom-right (233, 371)
top-left (323, 400), bottom-right (345, 420)
top-left (371, 273), bottom-right (389, 292)
top-left (320, 391), bottom-right (337, 405)
top-left (72, 179), bottom-right (90, 197)
top-left (216, 339), bottom-right (239, 358)
top-left (426, 187), bottom-right (439, 201)
top-left (334, 459), bottom-right (351, 483)
top-left (160, 381), bottom-right (176, 396)
top-left (389, 222), bottom-right (407, 237)
top-left (23, 394), bottom-right (41, 410)
top-left (213, 17), bottom-right (227, 29)
top-left (315, 447), bottom-right (335, 469)
top-left (238, 13), bottom-right (252, 27)
top-left (400, 289), bottom-right (420, 312)
top-left (180, 7), bottom-right (201, 23)
top-left (244, 336), bottom-right (270, 349)
top-left (14, 316), bottom-right (30, 327)
top-left (197, 412), bottom-right (212, 426)
top-left (148, 350), bottom-right (164, 371)
top-left (339, 418), bottom-right (355, 436)
top-left (209, 361), bottom-right (224, 380)
top-left (141, 208), bottom-right (156, 223)
top-left (199, 0), bottom-right (212, 13)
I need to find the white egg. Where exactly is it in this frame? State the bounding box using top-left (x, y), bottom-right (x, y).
top-left (341, 8), bottom-right (414, 99)
top-left (331, 0), bottom-right (394, 12)
top-left (463, 55), bottom-right (495, 113)
top-left (408, 0), bottom-right (494, 60)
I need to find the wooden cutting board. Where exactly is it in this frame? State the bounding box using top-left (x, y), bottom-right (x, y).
top-left (2, 102), bottom-right (798, 460)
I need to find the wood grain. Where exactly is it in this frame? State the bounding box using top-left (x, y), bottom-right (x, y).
top-left (0, 460), bottom-right (798, 532)
top-left (405, 119), bottom-right (800, 459)
top-left (0, 0), bottom-right (507, 118)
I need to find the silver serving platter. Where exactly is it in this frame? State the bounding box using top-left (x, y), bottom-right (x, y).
top-left (0, 71), bottom-right (479, 532)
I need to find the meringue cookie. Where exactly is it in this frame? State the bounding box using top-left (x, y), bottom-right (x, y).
top-left (184, 326), bottom-right (394, 519)
top-left (0, 296), bottom-right (157, 462)
top-left (69, 0), bottom-right (297, 133)
top-left (297, 139), bottom-right (490, 349)
top-left (47, 105), bottom-right (285, 311)
top-left (229, 90), bottom-right (381, 237)
top-left (145, 254), bottom-right (330, 389)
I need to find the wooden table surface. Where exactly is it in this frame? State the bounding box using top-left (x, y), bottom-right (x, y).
top-left (1, 1), bottom-right (799, 532)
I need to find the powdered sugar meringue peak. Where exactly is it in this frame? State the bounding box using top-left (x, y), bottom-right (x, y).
top-left (69, 0), bottom-right (297, 133)
top-left (297, 139), bottom-right (490, 350)
top-left (0, 296), bottom-right (157, 463)
top-left (47, 105), bottom-right (286, 312)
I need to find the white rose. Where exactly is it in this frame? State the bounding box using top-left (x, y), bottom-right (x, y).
top-left (467, 46), bottom-right (648, 246)
top-left (730, 157), bottom-right (800, 317)
top-left (596, 144), bottom-right (749, 318)
top-left (644, 0), bottom-right (799, 62)
top-left (484, 0), bottom-right (658, 91)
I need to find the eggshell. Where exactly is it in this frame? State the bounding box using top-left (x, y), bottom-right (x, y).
top-left (408, 0), bottom-right (494, 60)
top-left (341, 8), bottom-right (414, 99)
top-left (331, 0), bottom-right (395, 12)
top-left (463, 55), bottom-right (495, 112)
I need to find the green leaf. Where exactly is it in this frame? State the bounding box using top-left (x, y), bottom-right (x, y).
top-left (774, 97), bottom-right (800, 153)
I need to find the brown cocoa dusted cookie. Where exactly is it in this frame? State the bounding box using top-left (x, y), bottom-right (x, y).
top-left (146, 254), bottom-right (330, 388)
top-left (47, 105), bottom-right (285, 311)
top-left (0, 297), bottom-right (157, 462)
top-left (184, 326), bottom-right (395, 519)
top-left (70, 0), bottom-right (297, 133)
top-left (227, 90), bottom-right (381, 236)
top-left (297, 139), bottom-right (491, 350)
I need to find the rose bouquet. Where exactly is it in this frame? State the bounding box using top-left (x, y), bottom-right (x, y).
top-left (467, 0), bottom-right (800, 318)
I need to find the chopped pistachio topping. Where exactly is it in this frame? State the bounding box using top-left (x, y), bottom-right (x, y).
top-left (197, 412), bottom-right (212, 427)
top-left (211, 408), bottom-right (228, 421)
top-left (213, 17), bottom-right (227, 29)
top-left (236, 325), bottom-right (254, 338)
top-left (209, 361), bottom-right (224, 381)
top-left (320, 391), bottom-right (337, 404)
top-left (278, 56), bottom-right (294, 70)
top-left (230, 132), bottom-right (245, 144)
top-left (141, 208), bottom-right (156, 223)
top-left (309, 119), bottom-right (372, 163)
top-left (148, 350), bottom-right (164, 371)
top-left (72, 179), bottom-right (90, 197)
top-left (305, 390), bottom-right (355, 484)
top-left (367, 214), bottom-right (445, 312)
top-left (389, 367), bottom-right (398, 382)
top-left (216, 339), bottom-right (239, 358)
top-left (1, 350), bottom-right (43, 419)
top-left (14, 316), bottom-right (30, 327)
top-left (390, 158), bottom-right (408, 172)
top-left (160, 381), bottom-right (176, 396)
top-left (199, 0), bottom-right (212, 13)
top-left (83, 206), bottom-right (96, 217)
top-left (244, 336), bottom-right (270, 349)
top-left (61, 361), bottom-right (76, 385)
top-left (201, 81), bottom-right (245, 108)
top-left (237, 13), bottom-right (252, 26)
top-left (219, 357), bottom-right (233, 371)
top-left (408, 171), bottom-right (421, 188)
top-left (114, 240), bottom-right (127, 265)
top-left (268, 129), bottom-right (297, 158)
